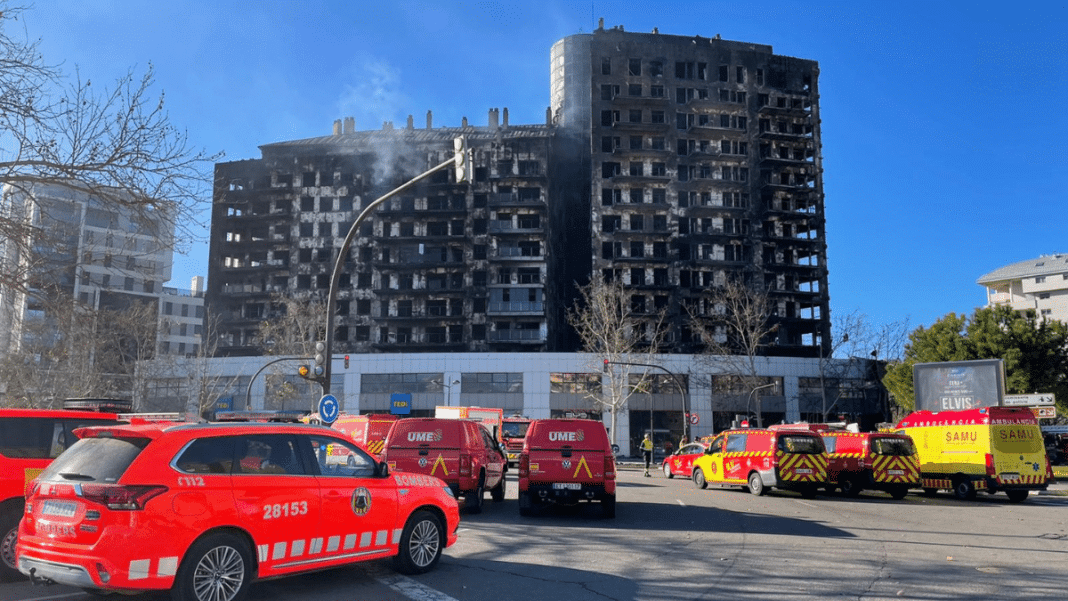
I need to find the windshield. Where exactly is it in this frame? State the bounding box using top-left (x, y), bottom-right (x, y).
top-left (502, 422), bottom-right (530, 438)
top-left (38, 436), bottom-right (149, 483)
top-left (777, 435), bottom-right (823, 454)
top-left (872, 437), bottom-right (916, 456)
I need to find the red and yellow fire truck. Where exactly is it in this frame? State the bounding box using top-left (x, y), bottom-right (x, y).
top-left (328, 413), bottom-right (400, 459)
top-left (896, 407), bottom-right (1052, 502)
top-left (434, 406), bottom-right (504, 444)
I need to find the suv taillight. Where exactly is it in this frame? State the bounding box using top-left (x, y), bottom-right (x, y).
top-left (80, 484), bottom-right (167, 510)
top-left (459, 454), bottom-right (472, 477)
top-left (518, 454), bottom-right (529, 478)
top-left (604, 454), bottom-right (615, 480)
top-left (984, 453), bottom-right (996, 477)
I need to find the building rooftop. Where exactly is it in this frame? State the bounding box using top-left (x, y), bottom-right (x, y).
top-left (976, 253), bottom-right (1068, 285)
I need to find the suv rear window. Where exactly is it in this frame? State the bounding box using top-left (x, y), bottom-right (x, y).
top-left (502, 422), bottom-right (529, 439)
top-left (0, 416), bottom-right (119, 459)
top-left (777, 435), bottom-right (823, 454)
top-left (872, 437), bottom-right (915, 456)
top-left (38, 437), bottom-right (150, 484)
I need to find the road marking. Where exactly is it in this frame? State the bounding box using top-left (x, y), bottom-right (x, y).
top-left (794, 500), bottom-right (817, 508)
top-left (21, 594), bottom-right (85, 601)
top-left (676, 499), bottom-right (686, 506)
top-left (376, 572), bottom-right (461, 601)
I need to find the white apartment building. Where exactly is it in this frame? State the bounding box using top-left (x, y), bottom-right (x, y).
top-left (0, 182), bottom-right (202, 361)
top-left (977, 254), bottom-right (1068, 324)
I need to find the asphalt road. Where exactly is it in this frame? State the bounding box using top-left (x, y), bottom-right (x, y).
top-left (3, 470), bottom-right (1066, 601)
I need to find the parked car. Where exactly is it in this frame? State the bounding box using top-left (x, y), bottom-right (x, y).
top-left (662, 442), bottom-right (708, 479)
top-left (382, 417), bottom-right (506, 513)
top-left (17, 420), bottom-right (459, 600)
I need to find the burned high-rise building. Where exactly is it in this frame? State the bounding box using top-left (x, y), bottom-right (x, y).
top-left (207, 24), bottom-right (830, 359)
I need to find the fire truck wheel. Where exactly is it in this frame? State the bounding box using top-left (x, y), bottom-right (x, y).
top-left (601, 494), bottom-right (616, 519)
top-left (663, 463), bottom-right (674, 479)
top-left (464, 475), bottom-right (485, 514)
top-left (692, 469), bottom-right (708, 490)
top-left (799, 485), bottom-right (817, 499)
top-left (839, 477), bottom-right (862, 498)
top-left (748, 472), bottom-right (766, 496)
top-left (888, 485), bottom-right (909, 500)
top-left (1005, 490), bottom-right (1029, 503)
top-left (392, 510), bottom-right (444, 575)
top-left (952, 478), bottom-right (976, 501)
top-left (490, 476), bottom-right (505, 502)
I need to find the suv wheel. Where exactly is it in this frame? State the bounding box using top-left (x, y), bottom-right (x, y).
top-left (464, 475), bottom-right (485, 514)
top-left (692, 468), bottom-right (707, 490)
top-left (748, 471), bottom-right (766, 496)
top-left (171, 532), bottom-right (251, 601)
top-left (663, 463), bottom-right (674, 479)
top-left (490, 476), bottom-right (505, 502)
top-left (0, 511), bottom-right (20, 582)
top-left (601, 494), bottom-right (616, 519)
top-left (952, 477), bottom-right (976, 501)
top-left (392, 510), bottom-right (443, 574)
top-left (518, 491), bottom-right (534, 517)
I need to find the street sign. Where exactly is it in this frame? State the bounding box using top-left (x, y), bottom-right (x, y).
top-left (317, 394), bottom-right (339, 424)
top-left (391, 393), bottom-right (412, 415)
top-left (1030, 406), bottom-right (1056, 419)
top-left (1003, 393), bottom-right (1056, 407)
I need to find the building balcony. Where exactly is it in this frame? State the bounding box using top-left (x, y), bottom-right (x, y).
top-left (488, 221), bottom-right (543, 234)
top-left (488, 329), bottom-right (545, 343)
top-left (487, 301), bottom-right (544, 315)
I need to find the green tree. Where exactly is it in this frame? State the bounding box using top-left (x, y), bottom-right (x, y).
top-left (883, 306), bottom-right (1068, 413)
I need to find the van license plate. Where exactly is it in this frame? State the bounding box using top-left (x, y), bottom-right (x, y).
top-left (41, 500), bottom-right (77, 517)
top-left (794, 468), bottom-right (812, 474)
top-left (1001, 473), bottom-right (1020, 481)
top-left (888, 470), bottom-right (904, 476)
top-left (552, 483), bottom-right (581, 490)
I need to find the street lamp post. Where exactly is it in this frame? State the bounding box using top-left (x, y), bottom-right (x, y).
top-left (747, 382), bottom-right (776, 428)
top-left (444, 379), bottom-right (459, 407)
top-left (315, 138), bottom-right (471, 405)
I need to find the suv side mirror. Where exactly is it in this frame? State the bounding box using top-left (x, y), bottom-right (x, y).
top-left (376, 461), bottom-right (390, 478)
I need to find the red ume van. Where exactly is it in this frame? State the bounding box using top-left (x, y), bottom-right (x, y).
top-left (517, 418), bottom-right (616, 518)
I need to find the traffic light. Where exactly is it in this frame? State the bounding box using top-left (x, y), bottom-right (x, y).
top-left (603, 359), bottom-right (609, 373)
top-left (313, 341), bottom-right (326, 378)
top-left (298, 364), bottom-right (311, 379)
top-left (344, 354), bottom-right (350, 369)
top-left (453, 136), bottom-right (472, 183)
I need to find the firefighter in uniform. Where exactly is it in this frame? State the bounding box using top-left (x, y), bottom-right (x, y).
top-left (641, 434), bottom-right (654, 477)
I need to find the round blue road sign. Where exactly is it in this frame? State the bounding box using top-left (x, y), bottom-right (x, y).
top-left (318, 394), bottom-right (339, 424)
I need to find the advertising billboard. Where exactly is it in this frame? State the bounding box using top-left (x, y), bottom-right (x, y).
top-left (913, 359), bottom-right (1005, 412)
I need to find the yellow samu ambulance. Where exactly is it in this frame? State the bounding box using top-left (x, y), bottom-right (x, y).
top-left (895, 406), bottom-right (1053, 502)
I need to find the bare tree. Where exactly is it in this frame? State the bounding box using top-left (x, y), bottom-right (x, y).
top-left (566, 272), bottom-right (668, 453)
top-left (254, 293), bottom-right (326, 356)
top-left (818, 311), bottom-right (912, 421)
top-left (688, 275), bottom-right (780, 426)
top-left (0, 3), bottom-right (219, 293)
top-left (0, 293), bottom-right (158, 407)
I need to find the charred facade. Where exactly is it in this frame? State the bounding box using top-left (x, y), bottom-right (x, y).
top-left (554, 25), bottom-right (830, 357)
top-left (208, 114), bottom-right (561, 355)
top-left (207, 24), bottom-right (830, 358)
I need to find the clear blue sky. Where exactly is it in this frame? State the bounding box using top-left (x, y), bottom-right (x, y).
top-left (25, 1), bottom-right (1067, 332)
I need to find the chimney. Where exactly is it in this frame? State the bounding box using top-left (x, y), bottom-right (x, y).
top-left (426, 110), bottom-right (433, 129)
top-left (546, 106), bottom-right (552, 125)
top-left (383, 121), bottom-right (394, 130)
top-left (462, 116), bottom-right (468, 128)
top-left (343, 116), bottom-right (355, 134)
top-left (489, 108), bottom-right (499, 131)
top-left (502, 107), bottom-right (509, 127)
top-left (406, 114), bottom-right (414, 130)
top-left (332, 119), bottom-right (342, 135)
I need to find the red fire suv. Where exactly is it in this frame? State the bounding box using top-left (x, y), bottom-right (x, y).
top-left (17, 420), bottom-right (459, 601)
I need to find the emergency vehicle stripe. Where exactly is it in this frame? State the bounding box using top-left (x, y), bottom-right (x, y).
top-left (157, 557), bottom-right (178, 577)
top-left (392, 529), bottom-right (402, 544)
top-left (128, 559), bottom-right (150, 580)
top-left (310, 538), bottom-right (323, 554)
top-left (258, 544), bottom-right (269, 562)
top-left (360, 532), bottom-right (373, 548)
top-left (291, 540), bottom-right (305, 557)
top-left (346, 533), bottom-right (359, 550)
top-left (326, 536), bottom-right (340, 552)
top-left (376, 530), bottom-right (388, 546)
top-left (272, 542), bottom-right (287, 560)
